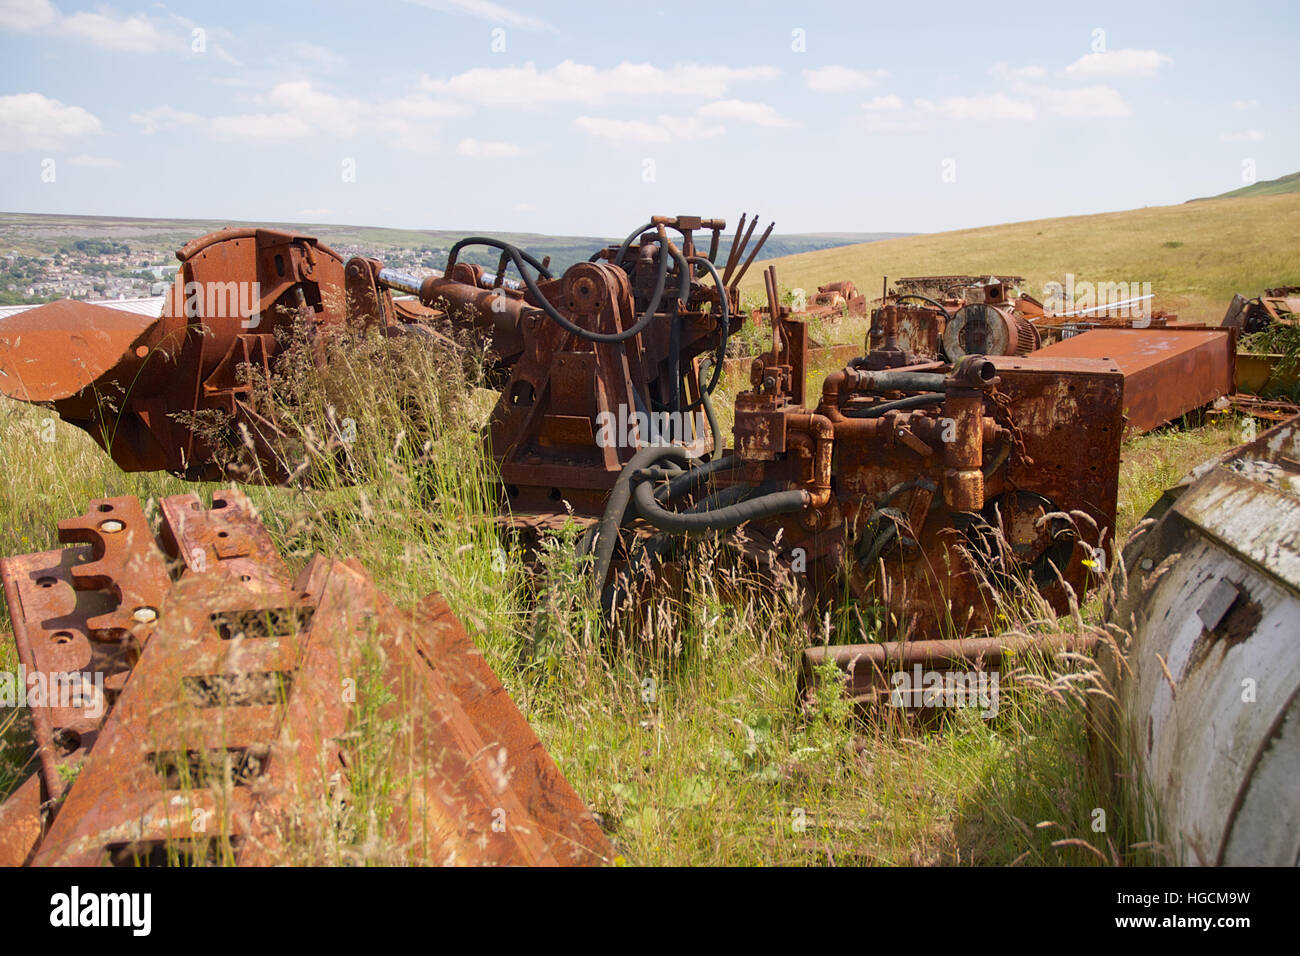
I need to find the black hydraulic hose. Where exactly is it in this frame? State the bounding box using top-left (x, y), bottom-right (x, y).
top-left (680, 255), bottom-right (730, 406)
top-left (584, 445), bottom-right (685, 599)
top-left (662, 240), bottom-right (691, 412)
top-left (452, 236), bottom-right (673, 345)
top-left (894, 293), bottom-right (952, 320)
top-left (447, 236), bottom-right (554, 280)
top-left (633, 477), bottom-right (808, 534)
top-left (682, 482), bottom-right (754, 514)
top-left (697, 362), bottom-right (722, 454)
top-left (655, 453), bottom-right (740, 503)
top-left (875, 477), bottom-right (937, 509)
top-left (841, 392), bottom-right (945, 418)
top-left (612, 221), bottom-right (655, 268)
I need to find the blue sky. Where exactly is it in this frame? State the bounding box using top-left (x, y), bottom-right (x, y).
top-left (1, 0), bottom-right (1296, 235)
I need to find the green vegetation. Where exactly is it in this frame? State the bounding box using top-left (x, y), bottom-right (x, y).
top-left (1198, 170), bottom-right (1300, 201)
top-left (0, 307), bottom-right (1250, 865)
top-left (744, 192), bottom-right (1300, 322)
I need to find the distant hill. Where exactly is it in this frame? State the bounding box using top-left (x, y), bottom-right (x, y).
top-left (1193, 170), bottom-right (1300, 201)
top-left (745, 192), bottom-right (1300, 322)
top-left (0, 212), bottom-right (908, 275)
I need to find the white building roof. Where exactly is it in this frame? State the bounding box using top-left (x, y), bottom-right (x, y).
top-left (0, 296), bottom-right (166, 320)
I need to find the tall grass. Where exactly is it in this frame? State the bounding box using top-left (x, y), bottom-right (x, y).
top-left (1, 313), bottom-right (1243, 865)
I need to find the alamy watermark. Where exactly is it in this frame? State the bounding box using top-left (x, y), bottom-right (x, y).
top-left (167, 280), bottom-right (263, 328)
top-left (595, 404), bottom-right (709, 453)
top-left (889, 665), bottom-right (1000, 717)
top-left (0, 667), bottom-right (105, 719)
top-left (1043, 273), bottom-right (1153, 325)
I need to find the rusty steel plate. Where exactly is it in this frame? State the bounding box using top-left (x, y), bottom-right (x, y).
top-left (1034, 327), bottom-right (1235, 434)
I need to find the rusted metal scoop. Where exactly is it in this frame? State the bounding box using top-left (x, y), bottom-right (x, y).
top-left (0, 228), bottom-right (349, 479)
top-left (0, 490), bottom-right (613, 866)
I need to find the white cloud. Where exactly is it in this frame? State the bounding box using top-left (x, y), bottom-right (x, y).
top-left (1037, 84), bottom-right (1132, 118)
top-left (171, 82), bottom-right (467, 151)
top-left (296, 208), bottom-right (334, 217)
top-left (917, 93), bottom-right (1036, 121)
top-left (514, 202), bottom-right (536, 213)
top-left (457, 137), bottom-right (521, 157)
top-left (129, 105), bottom-right (200, 134)
top-left (695, 99), bottom-right (794, 128)
top-left (1220, 129), bottom-right (1264, 142)
top-left (264, 80), bottom-right (362, 136)
top-left (861, 95), bottom-right (903, 111)
top-left (0, 92), bottom-right (100, 150)
top-left (67, 154), bottom-right (118, 167)
top-left (399, 0), bottom-right (555, 32)
top-left (420, 60), bottom-right (778, 107)
top-left (1064, 49), bottom-right (1172, 78)
top-left (656, 114), bottom-right (724, 141)
top-left (0, 1), bottom-right (187, 53)
top-left (990, 61), bottom-right (1047, 80)
top-left (0, 0), bottom-right (56, 31)
top-left (61, 9), bottom-right (181, 52)
top-left (1232, 99), bottom-right (1260, 110)
top-left (573, 116), bottom-right (672, 144)
top-left (802, 66), bottom-right (889, 92)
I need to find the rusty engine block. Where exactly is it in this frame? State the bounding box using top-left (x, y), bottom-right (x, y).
top-left (602, 266), bottom-right (1124, 641)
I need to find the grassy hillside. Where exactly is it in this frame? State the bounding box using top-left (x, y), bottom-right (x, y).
top-left (1200, 170), bottom-right (1300, 200)
top-left (743, 192), bottom-right (1300, 323)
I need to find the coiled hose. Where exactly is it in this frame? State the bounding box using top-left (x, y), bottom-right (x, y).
top-left (447, 235), bottom-right (683, 344)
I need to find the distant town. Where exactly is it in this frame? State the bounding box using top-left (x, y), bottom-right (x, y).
top-left (0, 238), bottom-right (456, 307)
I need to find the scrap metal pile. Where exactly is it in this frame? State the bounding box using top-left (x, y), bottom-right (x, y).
top-left (0, 490), bottom-right (612, 866)
top-left (0, 217), bottom-right (1244, 636)
top-left (1220, 285), bottom-right (1300, 333)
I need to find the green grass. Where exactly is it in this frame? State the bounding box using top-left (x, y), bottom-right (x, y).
top-left (744, 192), bottom-right (1300, 323)
top-left (1200, 170), bottom-right (1300, 201)
top-left (0, 313), bottom-right (1252, 866)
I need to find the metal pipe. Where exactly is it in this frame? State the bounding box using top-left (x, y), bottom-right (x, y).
top-left (378, 267), bottom-right (524, 295)
top-left (1057, 293), bottom-right (1153, 318)
top-left (801, 632), bottom-right (1099, 704)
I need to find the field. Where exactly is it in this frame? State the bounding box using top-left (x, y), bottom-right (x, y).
top-left (0, 341), bottom-right (1246, 867)
top-left (0, 192), bottom-right (1265, 866)
top-left (741, 192), bottom-right (1300, 322)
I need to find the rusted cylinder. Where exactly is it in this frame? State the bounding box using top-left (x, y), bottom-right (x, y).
top-left (418, 275), bottom-right (527, 354)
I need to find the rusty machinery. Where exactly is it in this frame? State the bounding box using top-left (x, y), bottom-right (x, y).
top-left (0, 215), bottom-right (770, 515)
top-left (580, 265), bottom-right (1125, 645)
top-left (864, 275), bottom-right (1044, 365)
top-left (0, 219), bottom-right (1235, 689)
top-left (753, 279), bottom-right (866, 324)
top-left (1221, 285), bottom-right (1300, 333)
top-left (0, 489), bottom-right (613, 866)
